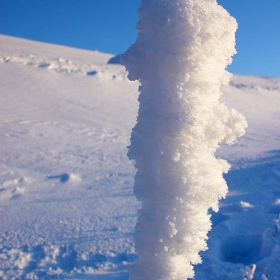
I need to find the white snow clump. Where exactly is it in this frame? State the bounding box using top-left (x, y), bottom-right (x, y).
top-left (122, 0), bottom-right (247, 279)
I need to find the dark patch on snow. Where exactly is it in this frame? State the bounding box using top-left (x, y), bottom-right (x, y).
top-left (25, 244), bottom-right (46, 275)
top-left (210, 212), bottom-right (230, 227)
top-left (267, 205), bottom-right (280, 214)
top-left (57, 244), bottom-right (77, 272)
top-left (47, 173), bottom-right (70, 183)
top-left (87, 70), bottom-right (98, 76)
top-left (108, 55), bottom-right (121, 64)
top-left (38, 62), bottom-right (50, 68)
top-left (219, 234), bottom-right (267, 265)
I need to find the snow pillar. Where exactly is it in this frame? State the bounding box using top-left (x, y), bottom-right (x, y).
top-left (122, 0), bottom-right (247, 279)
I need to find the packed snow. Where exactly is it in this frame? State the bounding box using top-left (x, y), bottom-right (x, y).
top-left (122, 0), bottom-right (246, 279)
top-left (1, 34), bottom-right (280, 280)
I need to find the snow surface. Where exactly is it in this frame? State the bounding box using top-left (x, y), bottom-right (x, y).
top-left (1, 35), bottom-right (280, 279)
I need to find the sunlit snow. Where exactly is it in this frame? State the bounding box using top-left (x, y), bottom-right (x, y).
top-left (1, 35), bottom-right (280, 279)
top-left (122, 0), bottom-right (246, 278)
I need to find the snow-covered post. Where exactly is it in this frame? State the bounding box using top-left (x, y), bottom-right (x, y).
top-left (122, 0), bottom-right (247, 279)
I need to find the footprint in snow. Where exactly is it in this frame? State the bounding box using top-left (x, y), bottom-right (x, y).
top-left (0, 178), bottom-right (25, 201)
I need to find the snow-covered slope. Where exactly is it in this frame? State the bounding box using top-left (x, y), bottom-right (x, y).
top-left (1, 35), bottom-right (280, 280)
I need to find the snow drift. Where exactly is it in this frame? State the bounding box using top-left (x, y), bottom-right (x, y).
top-left (122, 0), bottom-right (247, 279)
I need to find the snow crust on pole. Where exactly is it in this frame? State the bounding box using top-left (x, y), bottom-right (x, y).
top-left (122, 0), bottom-right (247, 279)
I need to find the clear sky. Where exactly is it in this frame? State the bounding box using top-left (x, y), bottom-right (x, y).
top-left (0, 0), bottom-right (279, 77)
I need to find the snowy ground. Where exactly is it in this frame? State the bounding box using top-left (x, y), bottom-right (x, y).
top-left (1, 35), bottom-right (280, 279)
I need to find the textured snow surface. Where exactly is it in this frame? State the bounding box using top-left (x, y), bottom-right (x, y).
top-left (122, 0), bottom-right (246, 279)
top-left (1, 35), bottom-right (280, 279)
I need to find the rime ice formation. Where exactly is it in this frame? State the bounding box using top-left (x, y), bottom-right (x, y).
top-left (122, 0), bottom-right (247, 279)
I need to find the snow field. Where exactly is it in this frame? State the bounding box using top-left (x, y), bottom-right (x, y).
top-left (0, 36), bottom-right (139, 279)
top-left (0, 35), bottom-right (280, 279)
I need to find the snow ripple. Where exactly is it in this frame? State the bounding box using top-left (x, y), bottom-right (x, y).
top-left (0, 53), bottom-right (127, 80)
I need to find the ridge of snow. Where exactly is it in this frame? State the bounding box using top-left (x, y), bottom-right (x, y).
top-left (0, 34), bottom-right (113, 65)
top-left (0, 52), bottom-right (127, 80)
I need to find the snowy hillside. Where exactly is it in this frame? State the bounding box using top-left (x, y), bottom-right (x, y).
top-left (1, 35), bottom-right (280, 280)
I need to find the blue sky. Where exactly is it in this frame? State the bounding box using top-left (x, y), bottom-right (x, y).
top-left (0, 0), bottom-right (279, 77)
